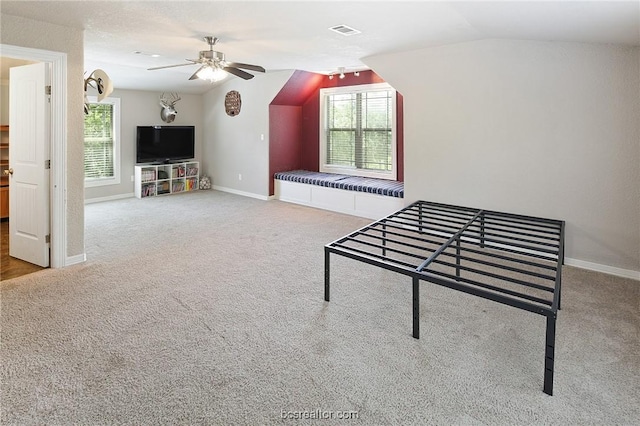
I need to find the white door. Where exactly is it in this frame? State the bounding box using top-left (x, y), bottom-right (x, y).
top-left (8, 62), bottom-right (51, 267)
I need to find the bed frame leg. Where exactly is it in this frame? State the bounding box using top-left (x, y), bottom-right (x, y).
top-left (558, 276), bottom-right (562, 311)
top-left (557, 265), bottom-right (563, 310)
top-left (544, 314), bottom-right (556, 395)
top-left (412, 277), bottom-right (419, 339)
top-left (324, 249), bottom-right (330, 302)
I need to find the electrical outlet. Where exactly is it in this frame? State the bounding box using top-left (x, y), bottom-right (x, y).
top-left (238, 174), bottom-right (242, 181)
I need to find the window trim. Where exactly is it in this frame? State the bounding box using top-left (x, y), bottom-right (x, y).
top-left (319, 82), bottom-right (397, 181)
top-left (84, 96), bottom-right (121, 188)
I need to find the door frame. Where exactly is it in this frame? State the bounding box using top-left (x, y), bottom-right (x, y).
top-left (2, 44), bottom-right (67, 268)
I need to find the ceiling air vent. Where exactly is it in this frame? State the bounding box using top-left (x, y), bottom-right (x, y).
top-left (329, 24), bottom-right (361, 36)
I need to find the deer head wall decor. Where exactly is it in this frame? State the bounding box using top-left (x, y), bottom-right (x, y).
top-left (159, 92), bottom-right (181, 123)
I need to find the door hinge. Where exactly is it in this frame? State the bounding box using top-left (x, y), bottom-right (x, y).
top-left (45, 234), bottom-right (51, 244)
top-left (45, 160), bottom-right (51, 169)
top-left (45, 85), bottom-right (52, 95)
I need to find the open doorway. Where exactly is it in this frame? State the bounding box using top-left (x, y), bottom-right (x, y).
top-left (0, 44), bottom-right (68, 279)
top-left (0, 57), bottom-right (46, 280)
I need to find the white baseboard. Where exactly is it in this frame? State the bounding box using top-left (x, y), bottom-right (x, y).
top-left (212, 185), bottom-right (269, 201)
top-left (85, 193), bottom-right (134, 204)
top-left (65, 253), bottom-right (86, 267)
top-left (565, 258), bottom-right (639, 281)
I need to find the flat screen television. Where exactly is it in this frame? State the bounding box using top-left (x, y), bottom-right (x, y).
top-left (136, 125), bottom-right (195, 164)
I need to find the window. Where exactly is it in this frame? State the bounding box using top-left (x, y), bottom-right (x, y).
top-left (84, 96), bottom-right (120, 187)
top-left (320, 83), bottom-right (396, 180)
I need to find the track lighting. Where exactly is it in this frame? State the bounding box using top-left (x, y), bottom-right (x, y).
top-left (327, 67), bottom-right (362, 79)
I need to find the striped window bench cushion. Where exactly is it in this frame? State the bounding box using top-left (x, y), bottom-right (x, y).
top-left (274, 170), bottom-right (404, 198)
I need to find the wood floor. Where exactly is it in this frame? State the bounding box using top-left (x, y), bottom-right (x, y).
top-left (0, 220), bottom-right (45, 281)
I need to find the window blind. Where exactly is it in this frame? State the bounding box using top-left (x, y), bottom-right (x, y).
top-left (326, 90), bottom-right (393, 171)
top-left (84, 103), bottom-right (114, 179)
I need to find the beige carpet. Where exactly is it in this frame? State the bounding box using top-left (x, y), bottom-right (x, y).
top-left (1, 190), bottom-right (638, 425)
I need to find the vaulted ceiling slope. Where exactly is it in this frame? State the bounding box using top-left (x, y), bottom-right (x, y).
top-left (2, 1), bottom-right (638, 94)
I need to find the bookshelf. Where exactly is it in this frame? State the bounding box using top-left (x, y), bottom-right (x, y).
top-left (134, 161), bottom-right (199, 199)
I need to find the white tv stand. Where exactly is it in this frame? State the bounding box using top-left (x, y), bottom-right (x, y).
top-left (134, 161), bottom-right (199, 198)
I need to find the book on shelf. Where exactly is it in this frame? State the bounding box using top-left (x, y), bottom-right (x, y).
top-left (188, 177), bottom-right (199, 191)
top-left (142, 183), bottom-right (155, 197)
top-left (157, 181), bottom-right (170, 194)
top-left (172, 181), bottom-right (185, 192)
top-left (142, 169), bottom-right (156, 182)
top-left (172, 165), bottom-right (186, 178)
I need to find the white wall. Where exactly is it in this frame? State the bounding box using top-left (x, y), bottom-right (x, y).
top-left (85, 89), bottom-right (203, 201)
top-left (201, 70), bottom-right (294, 198)
top-left (365, 40), bottom-right (640, 274)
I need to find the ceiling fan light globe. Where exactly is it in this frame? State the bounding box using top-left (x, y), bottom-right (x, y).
top-left (197, 66), bottom-right (227, 82)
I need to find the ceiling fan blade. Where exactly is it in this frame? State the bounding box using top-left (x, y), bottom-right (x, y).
top-left (147, 59), bottom-right (199, 71)
top-left (223, 67), bottom-right (254, 80)
top-left (189, 65), bottom-right (207, 80)
top-left (147, 61), bottom-right (197, 71)
top-left (226, 62), bottom-right (265, 73)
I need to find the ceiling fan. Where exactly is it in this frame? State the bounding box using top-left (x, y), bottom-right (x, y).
top-left (147, 36), bottom-right (265, 82)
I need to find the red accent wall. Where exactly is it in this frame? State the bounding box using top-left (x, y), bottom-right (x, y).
top-left (268, 105), bottom-right (302, 195)
top-left (300, 90), bottom-right (320, 171)
top-left (269, 69), bottom-right (404, 196)
top-left (271, 70), bottom-right (324, 106)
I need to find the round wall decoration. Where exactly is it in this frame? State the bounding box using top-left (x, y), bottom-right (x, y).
top-left (225, 90), bottom-right (242, 116)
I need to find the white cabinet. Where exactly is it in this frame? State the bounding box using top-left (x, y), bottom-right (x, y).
top-left (134, 161), bottom-right (199, 198)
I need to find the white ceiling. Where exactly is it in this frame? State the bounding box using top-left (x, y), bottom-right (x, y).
top-left (2, 1), bottom-right (639, 95)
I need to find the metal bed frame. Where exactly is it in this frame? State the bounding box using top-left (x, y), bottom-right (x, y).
top-left (324, 200), bottom-right (564, 395)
